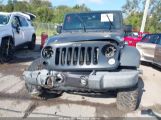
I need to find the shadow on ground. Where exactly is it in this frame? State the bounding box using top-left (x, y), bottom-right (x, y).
top-left (137, 77), bottom-right (145, 109)
top-left (0, 45), bottom-right (41, 76)
top-left (0, 44), bottom-right (41, 65)
top-left (141, 61), bottom-right (161, 71)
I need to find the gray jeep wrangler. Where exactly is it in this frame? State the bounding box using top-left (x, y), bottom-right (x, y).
top-left (23, 11), bottom-right (141, 111)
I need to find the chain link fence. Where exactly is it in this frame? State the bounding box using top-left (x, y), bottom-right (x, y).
top-left (33, 22), bottom-right (58, 37)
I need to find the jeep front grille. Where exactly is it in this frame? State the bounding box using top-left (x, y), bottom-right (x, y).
top-left (55, 47), bottom-right (99, 66)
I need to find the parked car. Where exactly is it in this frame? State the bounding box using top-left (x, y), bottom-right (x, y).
top-left (136, 33), bottom-right (161, 66)
top-left (23, 11), bottom-right (141, 111)
top-left (0, 12), bottom-right (36, 63)
top-left (124, 31), bottom-right (149, 47)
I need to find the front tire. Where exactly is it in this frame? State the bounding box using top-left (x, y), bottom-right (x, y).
top-left (0, 38), bottom-right (15, 63)
top-left (28, 35), bottom-right (36, 50)
top-left (116, 82), bottom-right (140, 111)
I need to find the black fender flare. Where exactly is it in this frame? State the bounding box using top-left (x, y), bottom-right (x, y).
top-left (119, 46), bottom-right (140, 68)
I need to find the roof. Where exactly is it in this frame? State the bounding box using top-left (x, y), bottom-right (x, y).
top-left (0, 12), bottom-right (11, 16)
top-left (12, 12), bottom-right (31, 19)
top-left (65, 10), bottom-right (122, 15)
top-left (0, 12), bottom-right (36, 20)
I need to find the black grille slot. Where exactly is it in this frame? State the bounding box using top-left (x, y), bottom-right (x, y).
top-left (73, 47), bottom-right (78, 65)
top-left (93, 47), bottom-right (99, 65)
top-left (86, 47), bottom-right (92, 65)
top-left (79, 47), bottom-right (85, 65)
top-left (67, 48), bottom-right (72, 65)
top-left (55, 48), bottom-right (60, 65)
top-left (61, 48), bottom-right (66, 65)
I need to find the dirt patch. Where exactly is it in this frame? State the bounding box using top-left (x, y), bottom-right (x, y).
top-left (0, 87), bottom-right (31, 101)
top-left (23, 102), bottom-right (38, 118)
top-left (0, 87), bottom-right (128, 117)
top-left (35, 92), bottom-right (128, 117)
top-left (0, 63), bottom-right (28, 77)
top-left (0, 48), bottom-right (40, 77)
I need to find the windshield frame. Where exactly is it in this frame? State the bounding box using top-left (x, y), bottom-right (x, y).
top-left (0, 14), bottom-right (10, 25)
top-left (62, 11), bottom-right (123, 32)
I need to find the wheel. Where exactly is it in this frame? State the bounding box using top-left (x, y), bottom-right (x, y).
top-left (28, 35), bottom-right (36, 50)
top-left (25, 58), bottom-right (63, 99)
top-left (0, 38), bottom-right (15, 63)
top-left (116, 82), bottom-right (140, 111)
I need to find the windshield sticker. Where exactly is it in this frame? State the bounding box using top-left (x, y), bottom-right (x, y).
top-left (101, 13), bottom-right (113, 22)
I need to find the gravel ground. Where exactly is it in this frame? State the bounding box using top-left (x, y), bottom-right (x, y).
top-left (0, 41), bottom-right (161, 119)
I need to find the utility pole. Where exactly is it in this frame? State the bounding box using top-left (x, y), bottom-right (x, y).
top-left (140, 0), bottom-right (151, 32)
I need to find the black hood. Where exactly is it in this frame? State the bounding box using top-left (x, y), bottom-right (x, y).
top-left (46, 31), bottom-right (124, 45)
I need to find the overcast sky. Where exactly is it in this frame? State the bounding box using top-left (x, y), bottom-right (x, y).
top-left (52, 0), bottom-right (126, 10)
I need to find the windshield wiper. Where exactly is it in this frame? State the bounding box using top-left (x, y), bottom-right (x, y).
top-left (75, 14), bottom-right (86, 32)
top-left (106, 14), bottom-right (114, 31)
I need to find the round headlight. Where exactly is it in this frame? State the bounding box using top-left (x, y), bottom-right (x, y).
top-left (102, 44), bottom-right (117, 58)
top-left (42, 46), bottom-right (54, 59)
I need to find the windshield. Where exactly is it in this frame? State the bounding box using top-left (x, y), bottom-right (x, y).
top-left (0, 15), bottom-right (10, 25)
top-left (63, 12), bottom-right (122, 31)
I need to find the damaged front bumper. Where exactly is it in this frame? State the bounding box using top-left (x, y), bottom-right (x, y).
top-left (23, 69), bottom-right (140, 91)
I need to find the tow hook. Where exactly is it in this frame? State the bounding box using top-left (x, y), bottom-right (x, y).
top-left (45, 76), bottom-right (54, 89)
top-left (45, 73), bottom-right (64, 88)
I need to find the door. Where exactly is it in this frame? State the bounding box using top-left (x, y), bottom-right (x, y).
top-left (18, 16), bottom-right (31, 43)
top-left (138, 34), bottom-right (158, 62)
top-left (154, 35), bottom-right (161, 65)
top-left (11, 16), bottom-right (24, 46)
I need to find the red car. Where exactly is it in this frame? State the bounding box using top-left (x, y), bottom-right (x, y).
top-left (124, 32), bottom-right (149, 47)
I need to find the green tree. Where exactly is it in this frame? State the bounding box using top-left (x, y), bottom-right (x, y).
top-left (5, 0), bottom-right (14, 12)
top-left (30, 0), bottom-right (52, 8)
top-left (0, 0), bottom-right (4, 11)
top-left (122, 0), bottom-right (161, 33)
top-left (73, 4), bottom-right (90, 12)
top-left (122, 0), bottom-right (141, 15)
top-left (124, 12), bottom-right (142, 31)
top-left (0, 0), bottom-right (90, 24)
top-left (13, 1), bottom-right (29, 12)
top-left (145, 1), bottom-right (161, 33)
top-left (52, 4), bottom-right (90, 23)
top-left (36, 6), bottom-right (54, 22)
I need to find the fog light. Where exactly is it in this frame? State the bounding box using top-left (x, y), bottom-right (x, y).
top-left (108, 58), bottom-right (115, 65)
top-left (80, 76), bottom-right (88, 86)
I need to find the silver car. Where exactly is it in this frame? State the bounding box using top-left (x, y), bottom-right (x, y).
top-left (136, 33), bottom-right (161, 66)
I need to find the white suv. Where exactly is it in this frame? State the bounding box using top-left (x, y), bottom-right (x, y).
top-left (0, 12), bottom-right (36, 63)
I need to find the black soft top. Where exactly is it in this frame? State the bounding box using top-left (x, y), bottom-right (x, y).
top-left (65, 10), bottom-right (122, 16)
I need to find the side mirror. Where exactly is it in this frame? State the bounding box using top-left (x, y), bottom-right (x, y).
top-left (56, 25), bottom-right (62, 34)
top-left (12, 23), bottom-right (20, 33)
top-left (15, 24), bottom-right (20, 33)
top-left (123, 25), bottom-right (132, 32)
